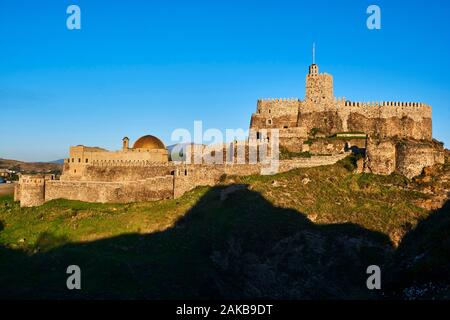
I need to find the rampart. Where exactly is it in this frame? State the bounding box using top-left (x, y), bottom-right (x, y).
top-left (16, 154), bottom-right (348, 207)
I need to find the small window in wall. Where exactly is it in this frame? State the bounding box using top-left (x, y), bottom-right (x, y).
top-left (78, 158), bottom-right (81, 163)
top-left (170, 170), bottom-right (175, 176)
top-left (85, 159), bottom-right (89, 163)
top-left (268, 119), bottom-right (272, 125)
top-left (71, 158), bottom-right (74, 163)
top-left (268, 109), bottom-right (271, 113)
top-left (256, 132), bottom-right (260, 139)
top-left (185, 169), bottom-right (188, 176)
top-left (283, 126), bottom-right (288, 129)
top-left (74, 169), bottom-right (77, 173)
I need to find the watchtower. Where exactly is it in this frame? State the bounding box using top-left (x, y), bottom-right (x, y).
top-left (305, 44), bottom-right (334, 104)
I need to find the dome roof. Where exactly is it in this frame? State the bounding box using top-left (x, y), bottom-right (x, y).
top-left (133, 135), bottom-right (166, 150)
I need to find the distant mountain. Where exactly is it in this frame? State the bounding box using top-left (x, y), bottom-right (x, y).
top-left (0, 158), bottom-right (63, 173)
top-left (49, 159), bottom-right (65, 164)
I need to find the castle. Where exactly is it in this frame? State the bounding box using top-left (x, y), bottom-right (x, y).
top-left (15, 61), bottom-right (445, 207)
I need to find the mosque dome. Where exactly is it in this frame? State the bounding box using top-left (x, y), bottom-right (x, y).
top-left (132, 135), bottom-right (166, 150)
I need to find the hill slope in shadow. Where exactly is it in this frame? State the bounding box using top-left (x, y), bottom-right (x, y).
top-left (0, 186), bottom-right (393, 299)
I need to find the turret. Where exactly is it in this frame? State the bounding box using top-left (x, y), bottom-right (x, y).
top-left (122, 136), bottom-right (129, 151)
top-left (305, 64), bottom-right (334, 104)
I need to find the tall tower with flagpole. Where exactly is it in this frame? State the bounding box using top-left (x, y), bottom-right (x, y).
top-left (306, 42), bottom-right (334, 103)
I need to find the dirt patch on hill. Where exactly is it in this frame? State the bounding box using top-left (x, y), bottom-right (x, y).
top-left (0, 183), bottom-right (15, 196)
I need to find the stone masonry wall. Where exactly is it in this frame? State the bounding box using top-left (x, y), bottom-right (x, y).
top-left (365, 139), bottom-right (397, 175)
top-left (61, 164), bottom-right (172, 182)
top-left (297, 101), bottom-right (432, 140)
top-left (250, 99), bottom-right (300, 130)
top-left (395, 140), bottom-right (445, 179)
top-left (18, 177), bottom-right (46, 207)
top-left (45, 176), bottom-right (174, 204)
top-left (365, 138), bottom-right (445, 178)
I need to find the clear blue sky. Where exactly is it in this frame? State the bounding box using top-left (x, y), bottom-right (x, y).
top-left (1, 0), bottom-right (449, 161)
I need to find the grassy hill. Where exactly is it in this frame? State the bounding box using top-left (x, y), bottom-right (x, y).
top-left (0, 158), bottom-right (63, 174)
top-left (0, 155), bottom-right (448, 299)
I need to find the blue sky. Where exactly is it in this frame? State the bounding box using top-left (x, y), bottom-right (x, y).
top-left (0, 0), bottom-right (449, 161)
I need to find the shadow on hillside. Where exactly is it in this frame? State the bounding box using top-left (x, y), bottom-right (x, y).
top-left (383, 199), bottom-right (450, 299)
top-left (0, 185), bottom-right (418, 300)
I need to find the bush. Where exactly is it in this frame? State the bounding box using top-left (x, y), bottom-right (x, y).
top-left (280, 147), bottom-right (312, 160)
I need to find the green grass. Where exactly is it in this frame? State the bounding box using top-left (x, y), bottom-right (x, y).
top-left (228, 156), bottom-right (430, 241)
top-left (0, 187), bottom-right (210, 251)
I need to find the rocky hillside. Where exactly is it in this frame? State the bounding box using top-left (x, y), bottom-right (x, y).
top-left (0, 154), bottom-right (448, 299)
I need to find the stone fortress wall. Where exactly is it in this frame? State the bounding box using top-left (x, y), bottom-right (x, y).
top-left (15, 61), bottom-right (445, 207)
top-left (250, 62), bottom-right (443, 178)
top-left (15, 141), bottom-right (347, 207)
top-left (251, 63), bottom-right (432, 147)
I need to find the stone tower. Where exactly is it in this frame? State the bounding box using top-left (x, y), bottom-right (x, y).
top-left (122, 136), bottom-right (129, 151)
top-left (305, 63), bottom-right (334, 104)
top-left (17, 175), bottom-right (46, 207)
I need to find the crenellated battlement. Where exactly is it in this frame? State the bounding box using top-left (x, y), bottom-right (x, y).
top-left (19, 174), bottom-right (55, 185)
top-left (251, 62), bottom-right (433, 142)
top-left (343, 101), bottom-right (430, 108)
top-left (20, 177), bottom-right (45, 186)
top-left (89, 159), bottom-right (169, 167)
top-left (258, 98), bottom-right (300, 103)
top-left (16, 174), bottom-right (55, 207)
